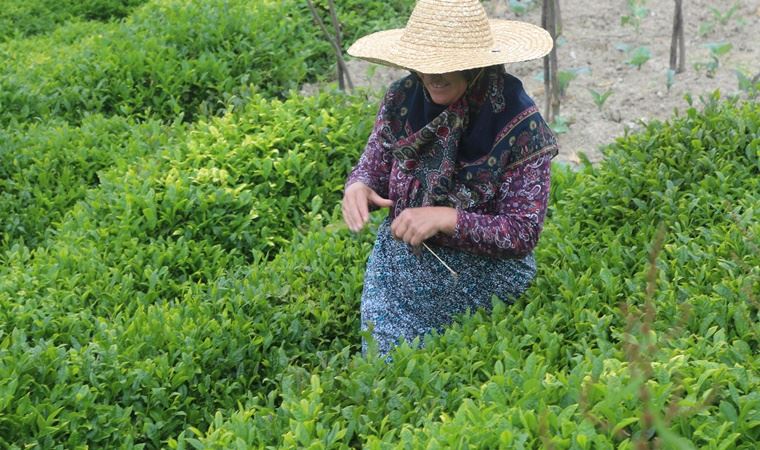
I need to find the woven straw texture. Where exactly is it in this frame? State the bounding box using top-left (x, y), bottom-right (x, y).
top-left (348, 0), bottom-right (553, 74)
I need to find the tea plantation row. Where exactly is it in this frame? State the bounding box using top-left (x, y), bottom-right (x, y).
top-left (175, 95), bottom-right (760, 449)
top-left (0, 0), bottom-right (411, 126)
top-left (1, 88), bottom-right (757, 448)
top-left (0, 0), bottom-right (148, 41)
top-left (1, 0), bottom-right (758, 448)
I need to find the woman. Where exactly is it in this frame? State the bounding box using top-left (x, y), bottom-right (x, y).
top-left (343, 0), bottom-right (559, 356)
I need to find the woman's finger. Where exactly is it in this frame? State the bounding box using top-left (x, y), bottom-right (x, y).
top-left (368, 191), bottom-right (393, 209)
top-left (347, 190), bottom-right (370, 232)
top-left (391, 213), bottom-right (411, 242)
top-left (358, 192), bottom-right (370, 225)
top-left (343, 194), bottom-right (360, 232)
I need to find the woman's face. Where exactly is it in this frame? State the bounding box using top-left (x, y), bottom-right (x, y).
top-left (418, 71), bottom-right (468, 105)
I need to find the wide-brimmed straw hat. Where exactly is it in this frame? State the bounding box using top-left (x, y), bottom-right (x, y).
top-left (348, 0), bottom-right (553, 74)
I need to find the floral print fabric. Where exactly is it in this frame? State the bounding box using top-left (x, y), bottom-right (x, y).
top-left (347, 67), bottom-right (558, 257)
top-left (346, 67), bottom-right (558, 356)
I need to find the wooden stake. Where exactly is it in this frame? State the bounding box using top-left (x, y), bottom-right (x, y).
top-left (670, 0), bottom-right (686, 73)
top-left (542, 0), bottom-right (552, 121)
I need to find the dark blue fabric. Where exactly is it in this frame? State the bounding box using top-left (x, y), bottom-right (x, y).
top-left (404, 66), bottom-right (537, 163)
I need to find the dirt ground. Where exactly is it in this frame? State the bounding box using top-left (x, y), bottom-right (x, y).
top-left (337, 0), bottom-right (760, 167)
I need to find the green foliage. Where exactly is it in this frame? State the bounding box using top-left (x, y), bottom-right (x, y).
top-left (1, 2), bottom-right (758, 449)
top-left (694, 42), bottom-right (733, 78)
top-left (736, 70), bottom-right (760, 98)
top-left (549, 115), bottom-right (571, 134)
top-left (0, 0), bottom-right (148, 41)
top-left (699, 2), bottom-right (741, 37)
top-left (588, 88), bottom-right (613, 110)
top-left (533, 67), bottom-right (589, 97)
top-left (0, 115), bottom-right (177, 249)
top-left (710, 3), bottom-right (741, 25)
top-left (310, 0), bottom-right (412, 45)
top-left (508, 0), bottom-right (538, 16)
top-left (620, 0), bottom-right (649, 32)
top-left (0, 0), bottom-right (412, 126)
top-left (0, 0), bottom-right (310, 125)
top-left (666, 68), bottom-right (677, 92)
top-left (0, 90), bottom-right (378, 447)
top-left (179, 95), bottom-right (759, 448)
top-left (626, 46), bottom-right (651, 70)
top-left (5, 91), bottom-right (756, 448)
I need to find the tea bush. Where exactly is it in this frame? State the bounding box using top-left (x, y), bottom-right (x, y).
top-left (178, 96), bottom-right (759, 448)
top-left (0, 0), bottom-right (412, 126)
top-left (0, 0), bottom-right (147, 41)
top-left (0, 90), bottom-right (379, 447)
top-left (0, 115), bottom-right (178, 249)
top-left (0, 0), bottom-right (313, 125)
top-left (3, 91), bottom-right (757, 448)
top-left (1, 3), bottom-right (757, 446)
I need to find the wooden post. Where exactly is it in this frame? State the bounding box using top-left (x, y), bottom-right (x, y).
top-left (549, 0), bottom-right (560, 120)
top-left (542, 0), bottom-right (551, 121)
top-left (542, 0), bottom-right (560, 122)
top-left (670, 0), bottom-right (685, 73)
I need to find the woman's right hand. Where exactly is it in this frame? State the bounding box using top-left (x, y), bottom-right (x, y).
top-left (342, 182), bottom-right (393, 232)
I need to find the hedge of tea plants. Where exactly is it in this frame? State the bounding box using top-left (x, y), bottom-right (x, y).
top-left (0, 89), bottom-right (379, 447)
top-left (0, 0), bottom-right (412, 126)
top-left (2, 90), bottom-right (757, 448)
top-left (1, 1), bottom-right (758, 448)
top-left (0, 0), bottom-right (148, 41)
top-left (167, 94), bottom-right (759, 449)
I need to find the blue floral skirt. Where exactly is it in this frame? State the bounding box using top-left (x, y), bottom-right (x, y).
top-left (361, 218), bottom-right (537, 356)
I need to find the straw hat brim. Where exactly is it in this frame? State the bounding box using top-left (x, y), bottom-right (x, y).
top-left (347, 20), bottom-right (553, 74)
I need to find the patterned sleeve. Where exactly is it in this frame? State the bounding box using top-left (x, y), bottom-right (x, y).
top-left (345, 94), bottom-right (395, 199)
top-left (436, 148), bottom-right (555, 258)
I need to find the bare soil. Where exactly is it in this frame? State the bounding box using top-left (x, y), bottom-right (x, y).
top-left (330, 0), bottom-right (760, 167)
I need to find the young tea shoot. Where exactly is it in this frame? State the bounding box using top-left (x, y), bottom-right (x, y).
top-left (700, 3), bottom-right (742, 37)
top-left (736, 69), bottom-right (760, 98)
top-left (549, 115), bottom-right (571, 134)
top-left (621, 0), bottom-right (649, 32)
top-left (508, 0), bottom-right (538, 16)
top-left (695, 42), bottom-right (733, 78)
top-left (666, 68), bottom-right (677, 92)
top-left (626, 46), bottom-right (652, 70)
top-left (588, 88), bottom-right (613, 110)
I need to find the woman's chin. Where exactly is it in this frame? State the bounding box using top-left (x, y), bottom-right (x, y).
top-left (430, 93), bottom-right (454, 105)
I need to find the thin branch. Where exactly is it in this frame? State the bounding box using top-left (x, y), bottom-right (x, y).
top-left (327, 0), bottom-right (353, 90)
top-left (422, 243), bottom-right (458, 279)
top-left (305, 0), bottom-right (354, 91)
top-left (669, 0), bottom-right (679, 71)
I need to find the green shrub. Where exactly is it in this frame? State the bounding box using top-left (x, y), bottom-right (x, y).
top-left (0, 0), bottom-right (413, 126)
top-left (310, 0), bottom-right (413, 44)
top-left (180, 96), bottom-right (759, 448)
top-left (0, 221), bottom-right (372, 448)
top-left (0, 90), bottom-right (378, 447)
top-left (0, 0), bottom-right (313, 125)
top-left (0, 115), bottom-right (177, 249)
top-left (1, 73), bottom-right (757, 448)
top-left (0, 0), bottom-right (148, 41)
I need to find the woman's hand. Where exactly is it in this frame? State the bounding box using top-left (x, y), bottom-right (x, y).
top-left (390, 207), bottom-right (458, 246)
top-left (342, 182), bottom-right (394, 232)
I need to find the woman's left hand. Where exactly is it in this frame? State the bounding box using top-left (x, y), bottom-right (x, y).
top-left (390, 207), bottom-right (458, 246)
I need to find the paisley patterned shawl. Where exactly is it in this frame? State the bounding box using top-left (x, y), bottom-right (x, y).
top-left (380, 65), bottom-right (558, 215)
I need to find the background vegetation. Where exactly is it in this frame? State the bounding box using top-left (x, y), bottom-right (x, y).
top-left (0, 0), bottom-right (757, 448)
